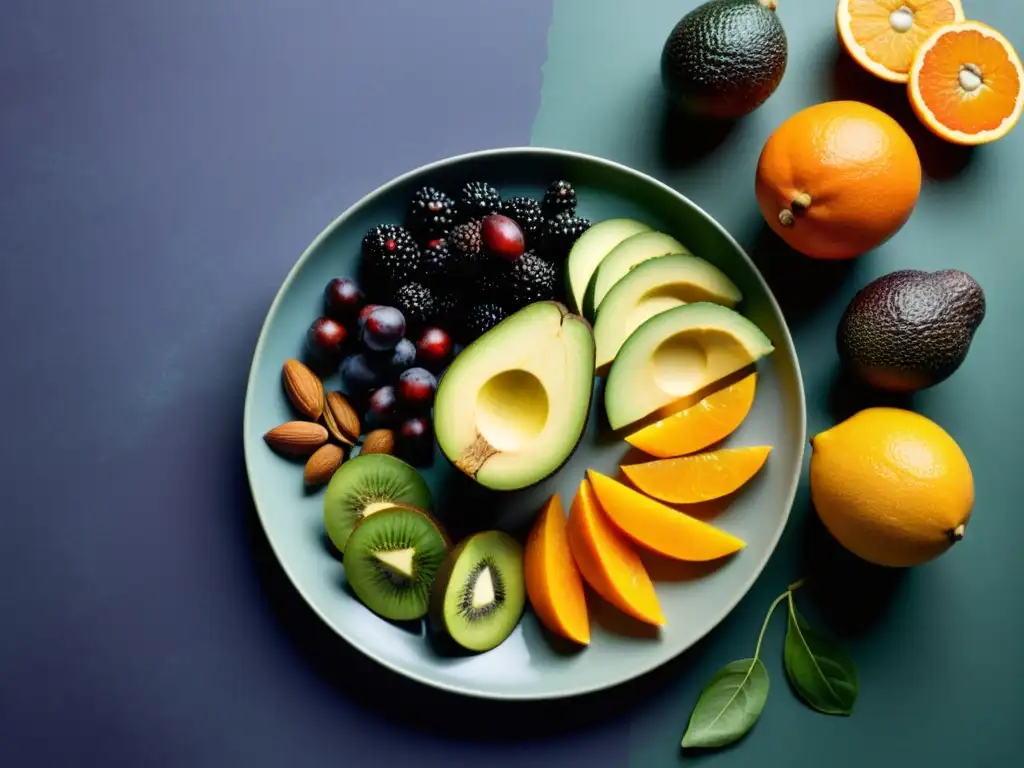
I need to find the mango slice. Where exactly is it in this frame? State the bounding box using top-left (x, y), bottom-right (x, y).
top-left (525, 493), bottom-right (591, 645)
top-left (622, 446), bottom-right (771, 504)
top-left (624, 372), bottom-right (758, 458)
top-left (565, 478), bottom-right (665, 627)
top-left (587, 470), bottom-right (747, 562)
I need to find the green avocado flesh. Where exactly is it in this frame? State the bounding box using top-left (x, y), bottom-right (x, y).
top-left (593, 255), bottom-right (743, 373)
top-left (566, 218), bottom-right (652, 316)
top-left (344, 506), bottom-right (450, 622)
top-left (588, 230), bottom-right (691, 318)
top-left (323, 453), bottom-right (432, 554)
top-left (433, 301), bottom-right (595, 492)
top-left (429, 530), bottom-right (526, 653)
top-left (605, 302), bottom-right (774, 430)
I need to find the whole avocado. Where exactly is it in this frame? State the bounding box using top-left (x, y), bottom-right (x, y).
top-left (837, 269), bottom-right (986, 393)
top-left (661, 0), bottom-right (788, 119)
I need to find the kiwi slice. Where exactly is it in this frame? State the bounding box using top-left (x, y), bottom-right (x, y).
top-left (344, 505), bottom-right (451, 621)
top-left (323, 453), bottom-right (432, 554)
top-left (429, 530), bottom-right (526, 653)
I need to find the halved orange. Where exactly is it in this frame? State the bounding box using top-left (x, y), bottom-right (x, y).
top-left (624, 373), bottom-right (758, 459)
top-left (837, 0), bottom-right (964, 84)
top-left (621, 446), bottom-right (772, 505)
top-left (909, 21), bottom-right (1024, 146)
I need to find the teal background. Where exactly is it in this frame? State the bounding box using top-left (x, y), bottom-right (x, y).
top-left (533, 0), bottom-right (1024, 765)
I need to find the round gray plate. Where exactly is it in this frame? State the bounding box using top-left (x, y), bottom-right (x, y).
top-left (243, 147), bottom-right (806, 700)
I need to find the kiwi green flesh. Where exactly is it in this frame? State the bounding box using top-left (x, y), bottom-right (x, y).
top-left (323, 453), bottom-right (432, 555)
top-left (343, 506), bottom-right (450, 622)
top-left (430, 530), bottom-right (526, 652)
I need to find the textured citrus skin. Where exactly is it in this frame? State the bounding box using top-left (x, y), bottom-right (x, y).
top-left (809, 407), bottom-right (974, 568)
top-left (837, 269), bottom-right (986, 392)
top-left (755, 101), bottom-right (922, 260)
top-left (661, 0), bottom-right (787, 119)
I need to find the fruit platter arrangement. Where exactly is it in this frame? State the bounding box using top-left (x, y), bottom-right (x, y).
top-left (260, 167), bottom-right (785, 655)
top-left (245, 0), bottom-right (1012, 721)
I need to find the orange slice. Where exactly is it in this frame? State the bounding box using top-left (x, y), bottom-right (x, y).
top-left (525, 494), bottom-right (591, 645)
top-left (909, 21), bottom-right (1024, 146)
top-left (565, 478), bottom-right (665, 627)
top-left (587, 470), bottom-right (747, 562)
top-left (837, 0), bottom-right (964, 84)
top-left (624, 372), bottom-right (757, 459)
top-left (622, 446), bottom-right (772, 504)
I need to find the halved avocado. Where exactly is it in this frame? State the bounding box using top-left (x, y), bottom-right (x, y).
top-left (593, 255), bottom-right (743, 374)
top-left (434, 301), bottom-right (596, 491)
top-left (604, 302), bottom-right (774, 430)
top-left (566, 218), bottom-right (652, 316)
top-left (588, 231), bottom-right (692, 318)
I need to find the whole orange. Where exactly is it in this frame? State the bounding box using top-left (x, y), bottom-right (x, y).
top-left (755, 101), bottom-right (922, 260)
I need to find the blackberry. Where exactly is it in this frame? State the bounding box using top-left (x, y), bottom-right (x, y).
top-left (419, 240), bottom-right (456, 284)
top-left (406, 186), bottom-right (456, 242)
top-left (462, 302), bottom-right (508, 341)
top-left (541, 213), bottom-right (591, 263)
top-left (392, 282), bottom-right (436, 328)
top-left (503, 196), bottom-right (544, 247)
top-left (542, 180), bottom-right (577, 219)
top-left (361, 224), bottom-right (421, 291)
top-left (432, 290), bottom-right (461, 326)
top-left (458, 181), bottom-right (502, 220)
top-left (474, 266), bottom-right (508, 306)
top-left (507, 251), bottom-right (557, 307)
top-left (448, 219), bottom-right (487, 276)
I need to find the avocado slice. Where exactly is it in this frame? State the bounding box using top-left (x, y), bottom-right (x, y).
top-left (604, 302), bottom-right (773, 430)
top-left (434, 301), bottom-right (595, 491)
top-left (566, 218), bottom-right (652, 316)
top-left (593, 255), bottom-right (743, 374)
top-left (588, 231), bottom-right (692, 317)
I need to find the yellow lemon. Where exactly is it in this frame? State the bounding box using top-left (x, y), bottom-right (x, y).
top-left (809, 407), bottom-right (974, 568)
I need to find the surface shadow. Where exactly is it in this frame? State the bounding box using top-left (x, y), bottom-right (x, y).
top-left (588, 591), bottom-right (661, 640)
top-left (659, 100), bottom-right (739, 169)
top-left (830, 45), bottom-right (975, 181)
top-left (828, 365), bottom-right (915, 423)
top-left (639, 549), bottom-right (729, 583)
top-left (748, 222), bottom-right (861, 327)
top-left (319, 528), bottom-right (343, 562)
top-left (797, 504), bottom-right (907, 637)
top-left (520, 611), bottom-right (588, 659)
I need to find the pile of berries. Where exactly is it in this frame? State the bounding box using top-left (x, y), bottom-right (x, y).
top-left (304, 275), bottom-right (453, 465)
top-left (359, 179), bottom-right (591, 343)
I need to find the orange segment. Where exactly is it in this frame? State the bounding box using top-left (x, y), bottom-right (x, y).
top-left (587, 470), bottom-right (747, 562)
top-left (624, 372), bottom-right (757, 458)
top-left (524, 494), bottom-right (591, 645)
top-left (622, 446), bottom-right (772, 504)
top-left (837, 0), bottom-right (964, 84)
top-left (565, 478), bottom-right (665, 627)
top-left (909, 21), bottom-right (1024, 145)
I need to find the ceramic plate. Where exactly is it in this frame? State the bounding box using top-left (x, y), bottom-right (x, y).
top-left (243, 147), bottom-right (805, 700)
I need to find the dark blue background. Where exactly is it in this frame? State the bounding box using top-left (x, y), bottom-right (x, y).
top-left (0, 2), bottom-right (631, 765)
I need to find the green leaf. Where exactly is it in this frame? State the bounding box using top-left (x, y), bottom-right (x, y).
top-left (681, 658), bottom-right (769, 749)
top-left (783, 600), bottom-right (859, 715)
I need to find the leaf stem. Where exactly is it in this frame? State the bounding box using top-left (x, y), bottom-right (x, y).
top-left (752, 580), bottom-right (806, 661)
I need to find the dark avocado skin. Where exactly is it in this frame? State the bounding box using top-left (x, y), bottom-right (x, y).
top-left (837, 269), bottom-right (986, 393)
top-left (661, 0), bottom-right (788, 119)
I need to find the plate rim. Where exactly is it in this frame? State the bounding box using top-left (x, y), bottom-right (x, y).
top-left (242, 145), bottom-right (807, 701)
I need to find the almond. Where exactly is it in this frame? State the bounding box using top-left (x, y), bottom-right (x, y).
top-left (264, 421), bottom-right (329, 456)
top-left (325, 391), bottom-right (361, 444)
top-left (283, 359), bottom-right (324, 420)
top-left (321, 398), bottom-right (354, 446)
top-left (361, 429), bottom-right (395, 456)
top-left (304, 443), bottom-right (345, 486)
